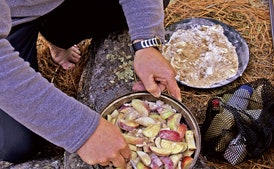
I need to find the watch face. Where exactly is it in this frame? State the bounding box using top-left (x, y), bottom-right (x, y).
top-left (163, 17), bottom-right (249, 89)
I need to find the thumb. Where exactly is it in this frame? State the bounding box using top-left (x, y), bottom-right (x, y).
top-left (132, 81), bottom-right (146, 91)
top-left (132, 80), bottom-right (161, 98)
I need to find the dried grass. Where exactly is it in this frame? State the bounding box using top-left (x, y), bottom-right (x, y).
top-left (37, 0), bottom-right (274, 168)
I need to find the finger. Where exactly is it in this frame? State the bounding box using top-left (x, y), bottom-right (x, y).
top-left (132, 81), bottom-right (146, 91)
top-left (119, 143), bottom-right (131, 160)
top-left (142, 76), bottom-right (161, 98)
top-left (99, 161), bottom-right (111, 166)
top-left (72, 50), bottom-right (81, 58)
top-left (62, 63), bottom-right (75, 70)
top-left (111, 154), bottom-right (127, 168)
top-left (166, 79), bottom-right (182, 101)
top-left (158, 83), bottom-right (166, 93)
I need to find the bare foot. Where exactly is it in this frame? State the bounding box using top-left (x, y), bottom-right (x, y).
top-left (48, 42), bottom-right (81, 70)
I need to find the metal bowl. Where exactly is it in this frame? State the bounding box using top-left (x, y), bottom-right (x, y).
top-left (100, 91), bottom-right (201, 168)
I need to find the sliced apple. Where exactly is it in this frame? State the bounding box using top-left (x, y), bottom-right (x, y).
top-left (181, 156), bottom-right (194, 169)
top-left (167, 113), bottom-right (182, 130)
top-left (131, 99), bottom-right (149, 116)
top-left (136, 151), bottom-right (151, 166)
top-left (182, 149), bottom-right (195, 157)
top-left (177, 123), bottom-right (188, 140)
top-left (158, 108), bottom-right (176, 119)
top-left (159, 156), bottom-right (174, 169)
top-left (185, 130), bottom-right (196, 150)
top-left (149, 153), bottom-right (163, 168)
top-left (118, 119), bottom-right (139, 131)
top-left (122, 134), bottom-right (145, 145)
top-left (170, 154), bottom-right (183, 168)
top-left (131, 151), bottom-right (138, 160)
top-left (149, 113), bottom-right (165, 124)
top-left (154, 137), bottom-right (162, 148)
top-left (129, 144), bottom-right (138, 151)
top-left (142, 123), bottom-right (161, 138)
top-left (158, 129), bottom-right (182, 142)
top-left (106, 114), bottom-right (116, 124)
top-left (136, 161), bottom-right (150, 169)
top-left (135, 116), bottom-right (156, 127)
top-left (149, 146), bottom-right (172, 156)
top-left (160, 139), bottom-right (188, 154)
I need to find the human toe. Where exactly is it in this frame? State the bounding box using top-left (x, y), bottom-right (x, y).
top-left (62, 62), bottom-right (76, 70)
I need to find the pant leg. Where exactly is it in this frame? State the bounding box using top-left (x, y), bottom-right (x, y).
top-left (7, 20), bottom-right (40, 71)
top-left (40, 0), bottom-right (127, 49)
top-left (0, 20), bottom-right (47, 163)
top-left (39, 0), bottom-right (170, 49)
top-left (0, 110), bottom-right (46, 163)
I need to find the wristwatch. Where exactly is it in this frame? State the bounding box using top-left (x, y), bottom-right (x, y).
top-left (130, 36), bottom-right (163, 55)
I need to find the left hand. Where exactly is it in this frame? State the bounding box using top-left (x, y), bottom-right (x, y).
top-left (132, 47), bottom-right (182, 101)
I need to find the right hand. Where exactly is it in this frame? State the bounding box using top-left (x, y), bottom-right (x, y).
top-left (77, 118), bottom-right (131, 168)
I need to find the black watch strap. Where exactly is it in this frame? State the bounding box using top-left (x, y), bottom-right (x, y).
top-left (130, 37), bottom-right (162, 55)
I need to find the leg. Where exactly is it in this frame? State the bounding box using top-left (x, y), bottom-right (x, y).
top-left (39, 0), bottom-right (170, 70)
top-left (39, 0), bottom-right (127, 69)
top-left (0, 110), bottom-right (45, 163)
top-left (1, 20), bottom-right (47, 163)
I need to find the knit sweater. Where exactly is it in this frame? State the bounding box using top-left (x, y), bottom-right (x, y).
top-left (0, 0), bottom-right (165, 153)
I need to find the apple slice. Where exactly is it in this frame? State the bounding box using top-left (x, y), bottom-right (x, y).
top-left (136, 151), bottom-right (151, 166)
top-left (182, 149), bottom-right (195, 157)
top-left (122, 134), bottom-right (145, 145)
top-left (136, 161), bottom-right (150, 169)
top-left (118, 119), bottom-right (139, 131)
top-left (170, 154), bottom-right (183, 168)
top-left (154, 137), bottom-right (162, 148)
top-left (131, 99), bottom-right (149, 116)
top-left (158, 129), bottom-right (182, 142)
top-left (129, 144), bottom-right (137, 151)
top-left (149, 153), bottom-right (163, 168)
top-left (142, 123), bottom-right (161, 138)
top-left (158, 108), bottom-right (176, 119)
top-left (149, 113), bottom-right (165, 124)
top-left (167, 113), bottom-right (182, 130)
top-left (159, 156), bottom-right (174, 169)
top-left (160, 139), bottom-right (188, 154)
top-left (106, 114), bottom-right (116, 124)
top-left (177, 123), bottom-right (188, 140)
top-left (135, 116), bottom-right (156, 127)
top-left (181, 156), bottom-right (194, 169)
top-left (149, 146), bottom-right (172, 156)
top-left (185, 130), bottom-right (196, 150)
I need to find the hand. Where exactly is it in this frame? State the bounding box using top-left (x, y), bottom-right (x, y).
top-left (77, 118), bottom-right (131, 168)
top-left (132, 47), bottom-right (182, 101)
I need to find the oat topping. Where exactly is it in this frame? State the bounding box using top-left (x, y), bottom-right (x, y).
top-left (162, 24), bottom-right (238, 88)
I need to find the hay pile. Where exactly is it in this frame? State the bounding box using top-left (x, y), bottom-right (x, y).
top-left (37, 0), bottom-right (274, 168)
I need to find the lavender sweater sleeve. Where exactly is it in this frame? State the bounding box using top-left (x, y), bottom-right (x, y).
top-left (0, 0), bottom-right (166, 153)
top-left (119, 0), bottom-right (165, 42)
top-left (0, 0), bottom-right (100, 153)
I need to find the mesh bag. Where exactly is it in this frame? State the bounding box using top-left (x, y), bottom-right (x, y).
top-left (201, 78), bottom-right (274, 165)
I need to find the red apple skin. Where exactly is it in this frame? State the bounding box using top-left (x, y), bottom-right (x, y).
top-left (159, 156), bottom-right (174, 169)
top-left (117, 120), bottom-right (138, 131)
top-left (158, 129), bottom-right (182, 142)
top-left (181, 156), bottom-right (194, 169)
top-left (149, 153), bottom-right (163, 169)
top-left (177, 123), bottom-right (188, 140)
